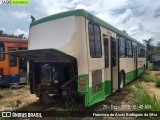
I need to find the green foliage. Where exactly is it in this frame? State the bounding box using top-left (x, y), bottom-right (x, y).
top-left (0, 30), bottom-right (26, 39)
top-left (1, 90), bottom-right (12, 96)
top-left (148, 63), bottom-right (154, 71)
top-left (128, 85), bottom-right (160, 112)
top-left (0, 117), bottom-right (10, 120)
top-left (148, 63), bottom-right (160, 71)
top-left (6, 101), bottom-right (15, 107)
top-left (155, 77), bottom-right (160, 87)
top-left (142, 74), bottom-right (155, 82)
top-left (24, 85), bottom-right (30, 90)
top-left (45, 98), bottom-right (85, 117)
top-left (143, 38), bottom-right (154, 49)
top-left (138, 72), bottom-right (149, 79)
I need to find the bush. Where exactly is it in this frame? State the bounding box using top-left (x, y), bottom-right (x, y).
top-left (44, 98), bottom-right (85, 117)
top-left (155, 77), bottom-right (160, 87)
top-left (128, 85), bottom-right (160, 111)
top-left (148, 63), bottom-right (154, 71)
top-left (142, 74), bottom-right (155, 82)
top-left (148, 63), bottom-right (160, 71)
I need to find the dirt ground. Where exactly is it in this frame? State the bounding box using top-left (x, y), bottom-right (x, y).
top-left (0, 71), bottom-right (160, 120)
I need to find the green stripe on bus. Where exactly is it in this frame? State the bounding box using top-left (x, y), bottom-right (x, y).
top-left (78, 74), bottom-right (89, 107)
top-left (78, 74), bottom-right (89, 93)
top-left (105, 81), bottom-right (112, 95)
top-left (87, 80), bottom-right (111, 107)
top-left (125, 67), bottom-right (144, 84)
top-left (125, 70), bottom-right (137, 84)
top-left (78, 74), bottom-right (111, 107)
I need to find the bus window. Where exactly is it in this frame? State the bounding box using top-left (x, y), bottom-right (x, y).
top-left (9, 49), bottom-right (17, 67)
top-left (0, 42), bottom-right (5, 61)
top-left (127, 40), bottom-right (133, 57)
top-left (103, 36), bottom-right (109, 68)
top-left (138, 45), bottom-right (145, 57)
top-left (119, 37), bottom-right (126, 57)
top-left (10, 56), bottom-right (17, 67)
top-left (88, 22), bottom-right (102, 58)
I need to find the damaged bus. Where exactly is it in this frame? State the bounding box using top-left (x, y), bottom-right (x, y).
top-left (7, 9), bottom-right (146, 107)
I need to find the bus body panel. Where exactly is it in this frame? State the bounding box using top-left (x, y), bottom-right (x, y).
top-left (29, 16), bottom-right (76, 52)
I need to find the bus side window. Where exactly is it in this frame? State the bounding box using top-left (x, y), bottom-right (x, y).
top-left (0, 42), bottom-right (5, 61)
top-left (103, 36), bottom-right (109, 68)
top-left (10, 55), bottom-right (17, 67)
top-left (119, 37), bottom-right (126, 57)
top-left (127, 40), bottom-right (133, 57)
top-left (9, 49), bottom-right (17, 67)
top-left (88, 22), bottom-right (102, 58)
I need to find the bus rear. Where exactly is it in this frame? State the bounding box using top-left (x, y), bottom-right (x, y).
top-left (18, 15), bottom-right (82, 103)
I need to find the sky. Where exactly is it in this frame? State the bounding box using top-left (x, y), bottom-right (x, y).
top-left (0, 0), bottom-right (160, 44)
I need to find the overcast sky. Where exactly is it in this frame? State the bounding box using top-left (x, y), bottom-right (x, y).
top-left (0, 0), bottom-right (160, 44)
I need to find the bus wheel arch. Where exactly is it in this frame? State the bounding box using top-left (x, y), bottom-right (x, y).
top-left (118, 70), bottom-right (125, 92)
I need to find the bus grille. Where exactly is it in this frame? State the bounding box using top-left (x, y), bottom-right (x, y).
top-left (92, 70), bottom-right (102, 86)
top-left (92, 70), bottom-right (102, 94)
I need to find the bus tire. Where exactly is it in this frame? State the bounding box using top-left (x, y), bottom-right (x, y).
top-left (118, 71), bottom-right (125, 92)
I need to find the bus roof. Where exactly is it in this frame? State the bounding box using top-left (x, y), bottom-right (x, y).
top-left (0, 37), bottom-right (28, 43)
top-left (30, 9), bottom-right (145, 46)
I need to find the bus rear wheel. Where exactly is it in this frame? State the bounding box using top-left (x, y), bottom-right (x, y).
top-left (118, 71), bottom-right (125, 92)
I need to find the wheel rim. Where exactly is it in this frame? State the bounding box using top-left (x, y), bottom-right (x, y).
top-left (120, 73), bottom-right (124, 89)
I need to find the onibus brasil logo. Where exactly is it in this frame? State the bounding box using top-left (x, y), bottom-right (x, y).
top-left (0, 0), bottom-right (29, 4)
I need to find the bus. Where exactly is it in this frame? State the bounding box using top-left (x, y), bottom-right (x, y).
top-left (7, 9), bottom-right (146, 107)
top-left (0, 37), bottom-right (28, 86)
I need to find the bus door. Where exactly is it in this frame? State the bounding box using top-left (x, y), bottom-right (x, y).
top-left (18, 48), bottom-right (27, 83)
top-left (8, 48), bottom-right (19, 83)
top-left (103, 35), bottom-right (111, 95)
top-left (133, 45), bottom-right (137, 78)
top-left (111, 36), bottom-right (118, 92)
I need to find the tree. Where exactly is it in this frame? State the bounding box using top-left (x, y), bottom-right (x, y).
top-left (0, 30), bottom-right (26, 39)
top-left (0, 30), bottom-right (4, 36)
top-left (17, 34), bottom-right (24, 39)
top-left (157, 41), bottom-right (160, 47)
top-left (143, 37), bottom-right (154, 51)
top-left (143, 37), bottom-right (154, 69)
top-left (121, 30), bottom-right (128, 35)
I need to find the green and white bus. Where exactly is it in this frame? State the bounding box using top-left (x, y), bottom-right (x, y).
top-left (8, 9), bottom-right (146, 107)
